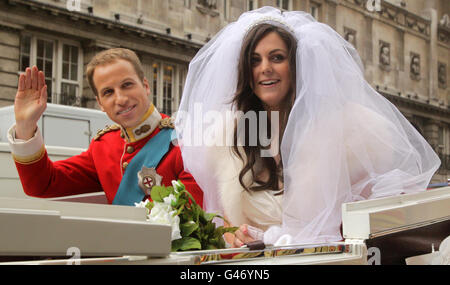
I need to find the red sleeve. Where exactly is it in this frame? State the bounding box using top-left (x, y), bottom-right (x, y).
top-left (15, 149), bottom-right (101, 198)
top-left (161, 145), bottom-right (204, 209)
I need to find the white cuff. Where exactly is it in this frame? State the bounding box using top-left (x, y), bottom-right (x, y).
top-left (7, 124), bottom-right (45, 164)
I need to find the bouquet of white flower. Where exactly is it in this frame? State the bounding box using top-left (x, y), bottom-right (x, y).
top-left (136, 180), bottom-right (237, 251)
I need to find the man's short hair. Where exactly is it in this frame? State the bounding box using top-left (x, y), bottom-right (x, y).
top-left (86, 48), bottom-right (145, 96)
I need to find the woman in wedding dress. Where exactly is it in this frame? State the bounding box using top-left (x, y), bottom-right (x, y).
top-left (175, 7), bottom-right (440, 247)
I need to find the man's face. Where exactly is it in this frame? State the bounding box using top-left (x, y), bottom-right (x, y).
top-left (94, 59), bottom-right (151, 129)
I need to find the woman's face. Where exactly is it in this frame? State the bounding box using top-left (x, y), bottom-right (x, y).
top-left (251, 32), bottom-right (291, 111)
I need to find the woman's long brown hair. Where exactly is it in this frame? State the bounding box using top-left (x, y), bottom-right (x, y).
top-left (232, 24), bottom-right (297, 193)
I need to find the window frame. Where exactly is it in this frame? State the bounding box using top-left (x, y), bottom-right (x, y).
top-left (19, 32), bottom-right (83, 106)
top-left (277, 0), bottom-right (292, 11)
top-left (247, 0), bottom-right (259, 11)
top-left (150, 60), bottom-right (187, 116)
top-left (309, 1), bottom-right (321, 20)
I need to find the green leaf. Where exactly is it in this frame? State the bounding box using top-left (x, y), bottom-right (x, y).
top-left (204, 223), bottom-right (215, 235)
top-left (180, 221), bottom-right (198, 237)
top-left (144, 201), bottom-right (154, 211)
top-left (216, 226), bottom-right (239, 236)
top-left (205, 244), bottom-right (218, 250)
top-left (203, 212), bottom-right (217, 222)
top-left (173, 180), bottom-right (185, 193)
top-left (171, 237), bottom-right (202, 251)
top-left (150, 185), bottom-right (171, 202)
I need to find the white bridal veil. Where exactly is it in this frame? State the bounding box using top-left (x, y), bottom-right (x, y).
top-left (175, 7), bottom-right (440, 245)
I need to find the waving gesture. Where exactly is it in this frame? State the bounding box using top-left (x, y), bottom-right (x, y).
top-left (14, 66), bottom-right (48, 140)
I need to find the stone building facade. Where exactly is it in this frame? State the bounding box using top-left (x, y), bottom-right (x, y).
top-left (0, 0), bottom-right (449, 181)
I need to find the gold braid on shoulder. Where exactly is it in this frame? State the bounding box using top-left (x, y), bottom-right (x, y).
top-left (158, 117), bottom-right (175, 129)
top-left (94, 124), bottom-right (121, 141)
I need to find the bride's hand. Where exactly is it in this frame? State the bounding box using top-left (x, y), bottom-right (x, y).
top-left (232, 224), bottom-right (256, 248)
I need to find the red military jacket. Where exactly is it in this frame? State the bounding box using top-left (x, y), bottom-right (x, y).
top-left (10, 107), bottom-right (203, 207)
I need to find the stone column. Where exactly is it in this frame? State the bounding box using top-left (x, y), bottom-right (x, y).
top-left (363, 14), bottom-right (373, 82)
top-left (424, 119), bottom-right (440, 152)
top-left (325, 0), bottom-right (337, 30)
top-left (395, 26), bottom-right (405, 93)
top-left (422, 7), bottom-right (439, 105)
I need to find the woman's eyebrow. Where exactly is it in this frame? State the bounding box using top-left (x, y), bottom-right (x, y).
top-left (269, 49), bottom-right (287, 54)
top-left (252, 49), bottom-right (287, 56)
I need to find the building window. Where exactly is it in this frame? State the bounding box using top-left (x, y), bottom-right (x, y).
top-left (184, 0), bottom-right (191, 8)
top-left (152, 62), bottom-right (159, 107)
top-left (163, 65), bottom-right (174, 116)
top-left (60, 44), bottom-right (80, 105)
top-left (19, 35), bottom-right (31, 73)
top-left (151, 61), bottom-right (187, 116)
top-left (248, 0), bottom-right (258, 11)
top-left (310, 2), bottom-right (320, 19)
top-left (19, 34), bottom-right (83, 107)
top-left (277, 0), bottom-right (291, 10)
top-left (438, 126), bottom-right (449, 154)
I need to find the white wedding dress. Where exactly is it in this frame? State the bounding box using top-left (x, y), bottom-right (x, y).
top-left (205, 103), bottom-right (406, 238)
top-left (176, 7), bottom-right (440, 244)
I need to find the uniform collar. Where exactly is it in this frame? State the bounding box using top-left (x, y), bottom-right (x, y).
top-left (120, 104), bottom-right (161, 143)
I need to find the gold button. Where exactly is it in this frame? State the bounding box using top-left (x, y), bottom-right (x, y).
top-left (126, 146), bottom-right (135, 154)
top-left (123, 162), bottom-right (129, 170)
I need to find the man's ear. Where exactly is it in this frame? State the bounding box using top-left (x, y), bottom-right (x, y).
top-left (96, 96), bottom-right (105, 112)
top-left (143, 77), bottom-right (150, 96)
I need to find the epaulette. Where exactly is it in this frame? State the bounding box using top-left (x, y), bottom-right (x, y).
top-left (94, 124), bottom-right (121, 140)
top-left (158, 117), bottom-right (175, 129)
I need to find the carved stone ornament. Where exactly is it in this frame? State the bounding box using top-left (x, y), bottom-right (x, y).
top-left (379, 41), bottom-right (391, 71)
top-left (196, 0), bottom-right (219, 17)
top-left (410, 53), bottom-right (421, 81)
top-left (438, 62), bottom-right (447, 89)
top-left (344, 27), bottom-right (357, 48)
top-left (439, 14), bottom-right (450, 29)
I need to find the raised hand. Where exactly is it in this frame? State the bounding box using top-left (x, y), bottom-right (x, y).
top-left (14, 66), bottom-right (48, 140)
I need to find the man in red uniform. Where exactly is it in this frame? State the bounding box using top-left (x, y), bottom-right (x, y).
top-left (7, 48), bottom-right (203, 207)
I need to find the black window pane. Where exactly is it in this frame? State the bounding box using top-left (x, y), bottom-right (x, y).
top-left (37, 40), bottom-right (44, 58)
top-left (71, 64), bottom-right (78, 81)
top-left (63, 45), bottom-right (70, 62)
top-left (63, 63), bottom-right (69, 79)
top-left (45, 61), bottom-right (52, 77)
top-left (37, 58), bottom-right (43, 70)
top-left (45, 42), bottom-right (53, 60)
top-left (153, 64), bottom-right (158, 106)
top-left (61, 83), bottom-right (77, 106)
top-left (21, 36), bottom-right (31, 54)
top-left (20, 56), bottom-right (30, 72)
top-left (20, 36), bottom-right (31, 72)
top-left (71, 46), bottom-right (78, 63)
top-left (46, 80), bottom-right (52, 103)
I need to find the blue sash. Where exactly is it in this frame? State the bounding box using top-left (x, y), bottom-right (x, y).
top-left (113, 128), bottom-right (174, 206)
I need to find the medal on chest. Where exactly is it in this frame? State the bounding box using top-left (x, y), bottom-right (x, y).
top-left (137, 166), bottom-right (162, 196)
